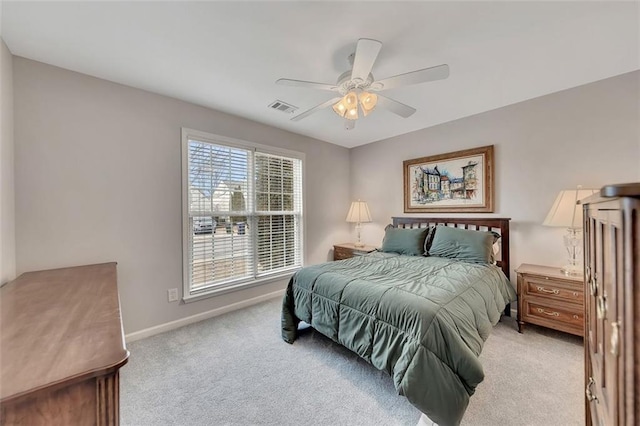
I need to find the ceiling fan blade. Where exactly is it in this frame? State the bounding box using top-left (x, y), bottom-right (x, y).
top-left (376, 95), bottom-right (416, 118)
top-left (351, 38), bottom-right (382, 82)
top-left (345, 120), bottom-right (355, 130)
top-left (375, 64), bottom-right (449, 91)
top-left (276, 78), bottom-right (338, 91)
top-left (291, 97), bottom-right (342, 122)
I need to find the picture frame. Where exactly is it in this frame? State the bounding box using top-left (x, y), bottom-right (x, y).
top-left (403, 145), bottom-right (494, 213)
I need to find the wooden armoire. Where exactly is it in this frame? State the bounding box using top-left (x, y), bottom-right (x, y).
top-left (582, 183), bottom-right (639, 425)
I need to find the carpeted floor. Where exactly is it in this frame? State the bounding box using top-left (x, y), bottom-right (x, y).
top-left (121, 298), bottom-right (583, 426)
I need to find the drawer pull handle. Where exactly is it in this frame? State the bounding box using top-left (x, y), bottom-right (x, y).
top-left (572, 292), bottom-right (579, 297)
top-left (611, 322), bottom-right (620, 357)
top-left (586, 377), bottom-right (598, 403)
top-left (573, 314), bottom-right (579, 320)
top-left (590, 275), bottom-right (598, 296)
top-left (536, 286), bottom-right (559, 295)
top-left (537, 308), bottom-right (559, 317)
top-left (596, 296), bottom-right (606, 319)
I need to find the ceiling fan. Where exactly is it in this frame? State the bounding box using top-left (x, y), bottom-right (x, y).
top-left (276, 38), bottom-right (449, 130)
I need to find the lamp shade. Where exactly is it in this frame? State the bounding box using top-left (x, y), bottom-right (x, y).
top-left (346, 200), bottom-right (372, 223)
top-left (543, 188), bottom-right (598, 228)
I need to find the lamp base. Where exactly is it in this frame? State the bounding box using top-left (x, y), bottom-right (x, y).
top-left (353, 222), bottom-right (364, 248)
top-left (562, 228), bottom-right (583, 277)
top-left (560, 264), bottom-right (583, 276)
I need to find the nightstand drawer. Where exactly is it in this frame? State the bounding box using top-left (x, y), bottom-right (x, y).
top-left (523, 276), bottom-right (584, 304)
top-left (334, 246), bottom-right (352, 260)
top-left (333, 243), bottom-right (377, 261)
top-left (523, 299), bottom-right (583, 332)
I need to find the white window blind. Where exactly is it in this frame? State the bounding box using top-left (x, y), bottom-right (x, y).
top-left (255, 153), bottom-right (303, 273)
top-left (182, 129), bottom-right (303, 299)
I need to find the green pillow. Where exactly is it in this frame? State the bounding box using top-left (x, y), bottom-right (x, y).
top-left (428, 226), bottom-right (496, 263)
top-left (381, 226), bottom-right (429, 256)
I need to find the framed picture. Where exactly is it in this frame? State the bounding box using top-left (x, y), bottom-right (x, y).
top-left (403, 145), bottom-right (494, 213)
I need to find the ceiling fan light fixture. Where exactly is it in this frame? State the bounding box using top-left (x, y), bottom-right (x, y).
top-left (345, 91), bottom-right (358, 106)
top-left (359, 91), bottom-right (377, 117)
top-left (332, 98), bottom-right (348, 118)
top-left (333, 89), bottom-right (374, 120)
top-left (347, 106), bottom-right (358, 120)
top-left (332, 91), bottom-right (357, 119)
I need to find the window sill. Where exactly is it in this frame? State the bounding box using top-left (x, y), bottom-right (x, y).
top-left (182, 270), bottom-right (298, 303)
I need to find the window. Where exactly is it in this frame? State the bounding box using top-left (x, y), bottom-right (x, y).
top-left (182, 129), bottom-right (304, 300)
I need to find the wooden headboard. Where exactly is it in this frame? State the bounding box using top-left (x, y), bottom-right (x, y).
top-left (391, 216), bottom-right (512, 279)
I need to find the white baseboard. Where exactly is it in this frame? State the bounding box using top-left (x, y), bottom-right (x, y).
top-left (125, 288), bottom-right (285, 343)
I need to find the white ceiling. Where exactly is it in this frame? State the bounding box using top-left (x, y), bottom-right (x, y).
top-left (2, 1), bottom-right (639, 148)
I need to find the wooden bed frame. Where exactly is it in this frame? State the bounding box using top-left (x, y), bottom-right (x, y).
top-left (391, 216), bottom-right (512, 317)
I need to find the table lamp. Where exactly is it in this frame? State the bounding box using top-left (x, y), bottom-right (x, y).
top-left (543, 186), bottom-right (597, 275)
top-left (346, 200), bottom-right (372, 247)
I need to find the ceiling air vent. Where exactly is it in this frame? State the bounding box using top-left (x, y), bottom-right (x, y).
top-left (268, 100), bottom-right (298, 114)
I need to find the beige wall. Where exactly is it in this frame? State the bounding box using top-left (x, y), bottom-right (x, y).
top-left (11, 54), bottom-right (640, 333)
top-left (1, 38), bottom-right (16, 285)
top-left (350, 71), bottom-right (640, 281)
top-left (13, 57), bottom-right (351, 333)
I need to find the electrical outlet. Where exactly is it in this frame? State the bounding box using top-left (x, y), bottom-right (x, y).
top-left (167, 288), bottom-right (179, 302)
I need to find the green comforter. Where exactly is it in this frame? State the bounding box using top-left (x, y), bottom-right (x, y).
top-left (281, 253), bottom-right (516, 426)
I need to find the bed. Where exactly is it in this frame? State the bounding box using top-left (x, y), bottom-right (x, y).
top-left (281, 217), bottom-right (517, 426)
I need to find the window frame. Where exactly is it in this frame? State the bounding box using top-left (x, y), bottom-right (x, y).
top-left (181, 128), bottom-right (305, 302)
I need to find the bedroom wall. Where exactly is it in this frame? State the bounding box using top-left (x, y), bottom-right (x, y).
top-left (350, 71), bottom-right (640, 281)
top-left (0, 38), bottom-right (16, 285)
top-left (13, 57), bottom-right (351, 334)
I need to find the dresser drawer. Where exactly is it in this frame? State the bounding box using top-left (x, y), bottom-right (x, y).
top-left (522, 299), bottom-right (583, 334)
top-left (523, 276), bottom-right (584, 304)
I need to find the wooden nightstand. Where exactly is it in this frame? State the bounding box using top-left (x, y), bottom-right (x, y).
top-left (515, 263), bottom-right (584, 337)
top-left (333, 243), bottom-right (377, 261)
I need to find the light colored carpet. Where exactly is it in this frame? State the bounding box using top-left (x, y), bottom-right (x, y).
top-left (121, 298), bottom-right (583, 426)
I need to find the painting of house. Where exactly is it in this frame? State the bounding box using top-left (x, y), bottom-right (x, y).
top-left (412, 159), bottom-right (480, 203)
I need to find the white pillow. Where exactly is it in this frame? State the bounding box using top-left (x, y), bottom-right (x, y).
top-left (492, 242), bottom-right (500, 264)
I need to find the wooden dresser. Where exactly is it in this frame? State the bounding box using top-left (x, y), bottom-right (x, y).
top-left (515, 263), bottom-right (584, 336)
top-left (0, 263), bottom-right (129, 426)
top-left (582, 183), bottom-right (639, 426)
